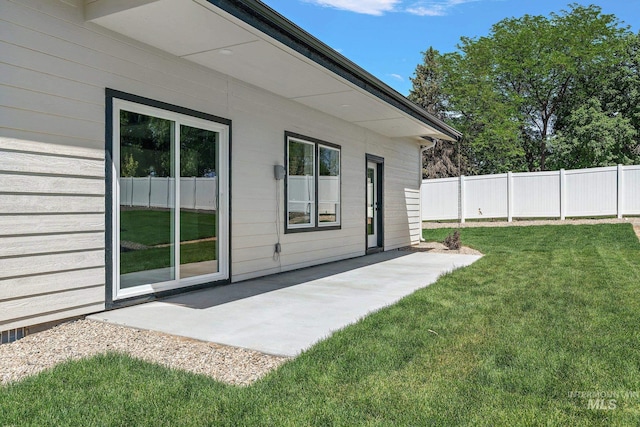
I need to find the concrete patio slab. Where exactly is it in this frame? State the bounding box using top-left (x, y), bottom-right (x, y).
top-left (88, 251), bottom-right (481, 357)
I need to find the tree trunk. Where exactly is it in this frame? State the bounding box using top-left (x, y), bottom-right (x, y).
top-left (540, 118), bottom-right (549, 171)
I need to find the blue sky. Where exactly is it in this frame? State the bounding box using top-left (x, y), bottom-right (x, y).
top-left (260, 0), bottom-right (640, 96)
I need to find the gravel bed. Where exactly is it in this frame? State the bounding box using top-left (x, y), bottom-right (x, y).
top-left (400, 242), bottom-right (482, 256)
top-left (0, 319), bottom-right (289, 386)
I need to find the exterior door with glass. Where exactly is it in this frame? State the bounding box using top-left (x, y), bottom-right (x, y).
top-left (111, 98), bottom-right (229, 301)
top-left (367, 161), bottom-right (379, 249)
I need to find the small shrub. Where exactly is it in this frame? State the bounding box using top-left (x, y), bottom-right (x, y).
top-left (443, 230), bottom-right (461, 250)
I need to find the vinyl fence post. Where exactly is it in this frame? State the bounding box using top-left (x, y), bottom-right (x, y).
top-left (129, 178), bottom-right (133, 207)
top-left (193, 176), bottom-right (197, 210)
top-left (459, 175), bottom-right (466, 224)
top-left (166, 177), bottom-right (171, 209)
top-left (617, 164), bottom-right (624, 219)
top-left (559, 169), bottom-right (566, 220)
top-left (507, 171), bottom-right (513, 222)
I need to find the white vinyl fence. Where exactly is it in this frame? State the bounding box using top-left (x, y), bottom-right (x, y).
top-left (288, 175), bottom-right (340, 215)
top-left (421, 165), bottom-right (640, 222)
top-left (120, 176), bottom-right (340, 214)
top-left (120, 177), bottom-right (217, 210)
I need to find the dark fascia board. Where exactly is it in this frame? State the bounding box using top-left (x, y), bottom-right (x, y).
top-left (206, 0), bottom-right (462, 141)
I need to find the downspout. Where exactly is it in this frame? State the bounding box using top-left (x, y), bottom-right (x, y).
top-left (419, 139), bottom-right (436, 242)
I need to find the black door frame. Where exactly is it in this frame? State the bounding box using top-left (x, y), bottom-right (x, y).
top-left (365, 154), bottom-right (384, 254)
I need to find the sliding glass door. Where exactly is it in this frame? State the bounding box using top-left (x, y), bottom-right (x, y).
top-left (112, 98), bottom-right (228, 301)
top-left (179, 124), bottom-right (219, 281)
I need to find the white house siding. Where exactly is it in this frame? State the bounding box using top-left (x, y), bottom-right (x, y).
top-left (228, 82), bottom-right (421, 281)
top-left (0, 137), bottom-right (106, 330)
top-left (372, 139), bottom-right (422, 250)
top-left (0, 0), bottom-right (421, 328)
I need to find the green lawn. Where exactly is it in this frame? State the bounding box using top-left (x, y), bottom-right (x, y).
top-left (120, 209), bottom-right (217, 274)
top-left (120, 240), bottom-right (217, 275)
top-left (2, 224), bottom-right (639, 426)
top-left (121, 209), bottom-right (216, 246)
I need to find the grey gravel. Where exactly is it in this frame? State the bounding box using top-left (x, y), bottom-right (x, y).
top-left (0, 319), bottom-right (289, 386)
top-left (419, 242), bottom-right (481, 255)
top-left (400, 241), bottom-right (482, 255)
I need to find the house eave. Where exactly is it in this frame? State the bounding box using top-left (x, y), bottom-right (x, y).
top-left (208, 0), bottom-right (461, 141)
top-left (86, 0), bottom-right (462, 141)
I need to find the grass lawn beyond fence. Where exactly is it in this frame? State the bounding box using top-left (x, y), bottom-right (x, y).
top-left (120, 209), bottom-right (217, 274)
top-left (1, 224), bottom-right (639, 425)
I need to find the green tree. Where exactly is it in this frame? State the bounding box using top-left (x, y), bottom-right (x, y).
top-left (420, 4), bottom-right (634, 173)
top-left (552, 31), bottom-right (640, 167)
top-left (550, 99), bottom-right (637, 169)
top-left (409, 47), bottom-right (447, 119)
top-left (121, 152), bottom-right (139, 177)
top-left (409, 47), bottom-right (468, 178)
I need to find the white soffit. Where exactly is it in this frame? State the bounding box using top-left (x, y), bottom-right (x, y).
top-left (86, 0), bottom-right (260, 56)
top-left (357, 118), bottom-right (439, 139)
top-left (293, 91), bottom-right (403, 123)
top-left (183, 40), bottom-right (349, 99)
top-left (86, 0), bottom-right (444, 139)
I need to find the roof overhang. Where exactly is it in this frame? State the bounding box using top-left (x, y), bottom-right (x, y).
top-left (85, 0), bottom-right (461, 141)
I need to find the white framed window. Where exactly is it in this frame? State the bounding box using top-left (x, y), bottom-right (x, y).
top-left (285, 132), bottom-right (341, 232)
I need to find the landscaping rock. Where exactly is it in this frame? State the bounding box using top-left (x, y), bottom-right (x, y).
top-left (0, 319), bottom-right (289, 386)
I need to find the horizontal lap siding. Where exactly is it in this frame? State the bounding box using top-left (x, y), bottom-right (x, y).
top-left (229, 82), bottom-right (371, 281)
top-left (0, 149), bottom-right (104, 177)
top-left (228, 82), bottom-right (421, 278)
top-left (0, 0), bottom-right (222, 329)
top-left (0, 233), bottom-right (104, 258)
top-left (0, 268), bottom-right (105, 300)
top-left (0, 4), bottom-right (118, 332)
top-left (380, 144), bottom-right (420, 250)
top-left (0, 214), bottom-right (104, 236)
top-left (0, 136), bottom-right (106, 329)
top-left (0, 1), bottom-right (230, 136)
top-left (2, 0), bottom-right (423, 321)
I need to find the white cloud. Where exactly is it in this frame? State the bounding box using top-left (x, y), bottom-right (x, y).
top-left (303, 0), bottom-right (483, 16)
top-left (389, 73), bottom-right (404, 81)
top-left (406, 5), bottom-right (446, 16)
top-left (304, 0), bottom-right (401, 16)
top-left (406, 0), bottom-right (481, 16)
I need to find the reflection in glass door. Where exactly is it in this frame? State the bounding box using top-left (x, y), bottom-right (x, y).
top-left (113, 98), bottom-right (228, 301)
top-left (179, 125), bottom-right (219, 280)
top-left (119, 110), bottom-right (176, 288)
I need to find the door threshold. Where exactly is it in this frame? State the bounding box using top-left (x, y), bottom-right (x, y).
top-left (366, 247), bottom-right (384, 255)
